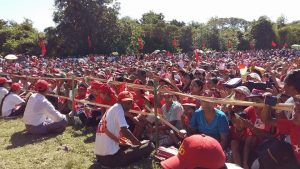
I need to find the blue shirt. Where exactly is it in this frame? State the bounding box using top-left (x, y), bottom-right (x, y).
top-left (189, 108), bottom-right (229, 140)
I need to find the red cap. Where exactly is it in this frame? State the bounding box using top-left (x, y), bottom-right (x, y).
top-left (0, 77), bottom-right (7, 84)
top-left (161, 135), bottom-right (225, 169)
top-left (11, 83), bottom-right (22, 92)
top-left (90, 81), bottom-right (102, 90)
top-left (35, 80), bottom-right (49, 91)
top-left (143, 94), bottom-right (154, 105)
top-left (118, 91), bottom-right (134, 102)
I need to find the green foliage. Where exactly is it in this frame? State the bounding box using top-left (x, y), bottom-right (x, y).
top-left (278, 22), bottom-right (300, 45)
top-left (250, 16), bottom-right (276, 49)
top-left (141, 11), bottom-right (165, 25)
top-left (0, 19), bottom-right (40, 56)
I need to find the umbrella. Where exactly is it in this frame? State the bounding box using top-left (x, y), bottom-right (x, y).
top-left (112, 52), bottom-right (119, 56)
top-left (78, 58), bottom-right (86, 64)
top-left (5, 54), bottom-right (18, 60)
top-left (194, 49), bottom-right (204, 54)
top-left (152, 50), bottom-right (161, 54)
top-left (291, 44), bottom-right (300, 50)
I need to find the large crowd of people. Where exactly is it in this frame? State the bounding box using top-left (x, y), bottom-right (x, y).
top-left (1, 48), bottom-right (300, 168)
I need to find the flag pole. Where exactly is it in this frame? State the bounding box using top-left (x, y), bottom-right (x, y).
top-left (153, 81), bottom-right (159, 149)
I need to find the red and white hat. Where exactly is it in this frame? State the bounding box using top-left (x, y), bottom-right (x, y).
top-left (161, 135), bottom-right (225, 169)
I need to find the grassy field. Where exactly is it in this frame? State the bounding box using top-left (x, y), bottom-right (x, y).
top-left (0, 118), bottom-right (161, 169)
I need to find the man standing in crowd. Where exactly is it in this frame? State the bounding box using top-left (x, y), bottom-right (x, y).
top-left (95, 91), bottom-right (154, 168)
top-left (23, 80), bottom-right (68, 134)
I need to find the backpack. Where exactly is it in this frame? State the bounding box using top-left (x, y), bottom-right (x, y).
top-left (256, 138), bottom-right (299, 169)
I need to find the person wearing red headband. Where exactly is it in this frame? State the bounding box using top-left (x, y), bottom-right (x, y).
top-left (23, 80), bottom-right (68, 134)
top-left (79, 82), bottom-right (118, 128)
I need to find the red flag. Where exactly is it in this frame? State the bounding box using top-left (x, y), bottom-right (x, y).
top-left (88, 35), bottom-right (92, 49)
top-left (172, 37), bottom-right (177, 48)
top-left (271, 41), bottom-right (277, 47)
top-left (138, 37), bottom-right (144, 49)
top-left (202, 41), bottom-right (206, 49)
top-left (195, 50), bottom-right (199, 63)
top-left (283, 42), bottom-right (288, 48)
top-left (249, 42), bottom-right (255, 49)
top-left (39, 39), bottom-right (46, 56)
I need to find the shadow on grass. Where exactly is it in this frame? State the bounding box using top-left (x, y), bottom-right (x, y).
top-left (84, 132), bottom-right (96, 143)
top-left (88, 155), bottom-right (160, 169)
top-left (71, 127), bottom-right (96, 143)
top-left (6, 129), bottom-right (62, 149)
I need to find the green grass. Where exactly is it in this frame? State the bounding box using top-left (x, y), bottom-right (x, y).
top-left (0, 118), bottom-right (161, 169)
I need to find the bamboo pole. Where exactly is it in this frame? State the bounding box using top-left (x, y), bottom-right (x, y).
top-left (71, 75), bottom-right (76, 113)
top-left (2, 73), bottom-right (294, 112)
top-left (153, 81), bottom-right (159, 149)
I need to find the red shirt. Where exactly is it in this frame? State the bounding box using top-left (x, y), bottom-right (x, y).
top-left (277, 119), bottom-right (300, 164)
top-left (244, 106), bottom-right (272, 131)
top-left (230, 126), bottom-right (253, 142)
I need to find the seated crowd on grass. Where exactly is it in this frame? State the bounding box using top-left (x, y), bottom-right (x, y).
top-left (1, 49), bottom-right (300, 168)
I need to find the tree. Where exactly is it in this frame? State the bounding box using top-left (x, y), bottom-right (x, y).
top-left (277, 15), bottom-right (287, 29)
top-left (179, 26), bottom-right (193, 52)
top-left (140, 11), bottom-right (165, 25)
top-left (170, 19), bottom-right (185, 27)
top-left (0, 19), bottom-right (40, 56)
top-left (250, 16), bottom-right (276, 49)
top-left (52, 0), bottom-right (121, 56)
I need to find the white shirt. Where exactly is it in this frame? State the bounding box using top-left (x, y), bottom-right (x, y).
top-left (95, 103), bottom-right (128, 156)
top-left (23, 93), bottom-right (66, 126)
top-left (0, 87), bottom-right (8, 104)
top-left (1, 93), bottom-right (24, 117)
